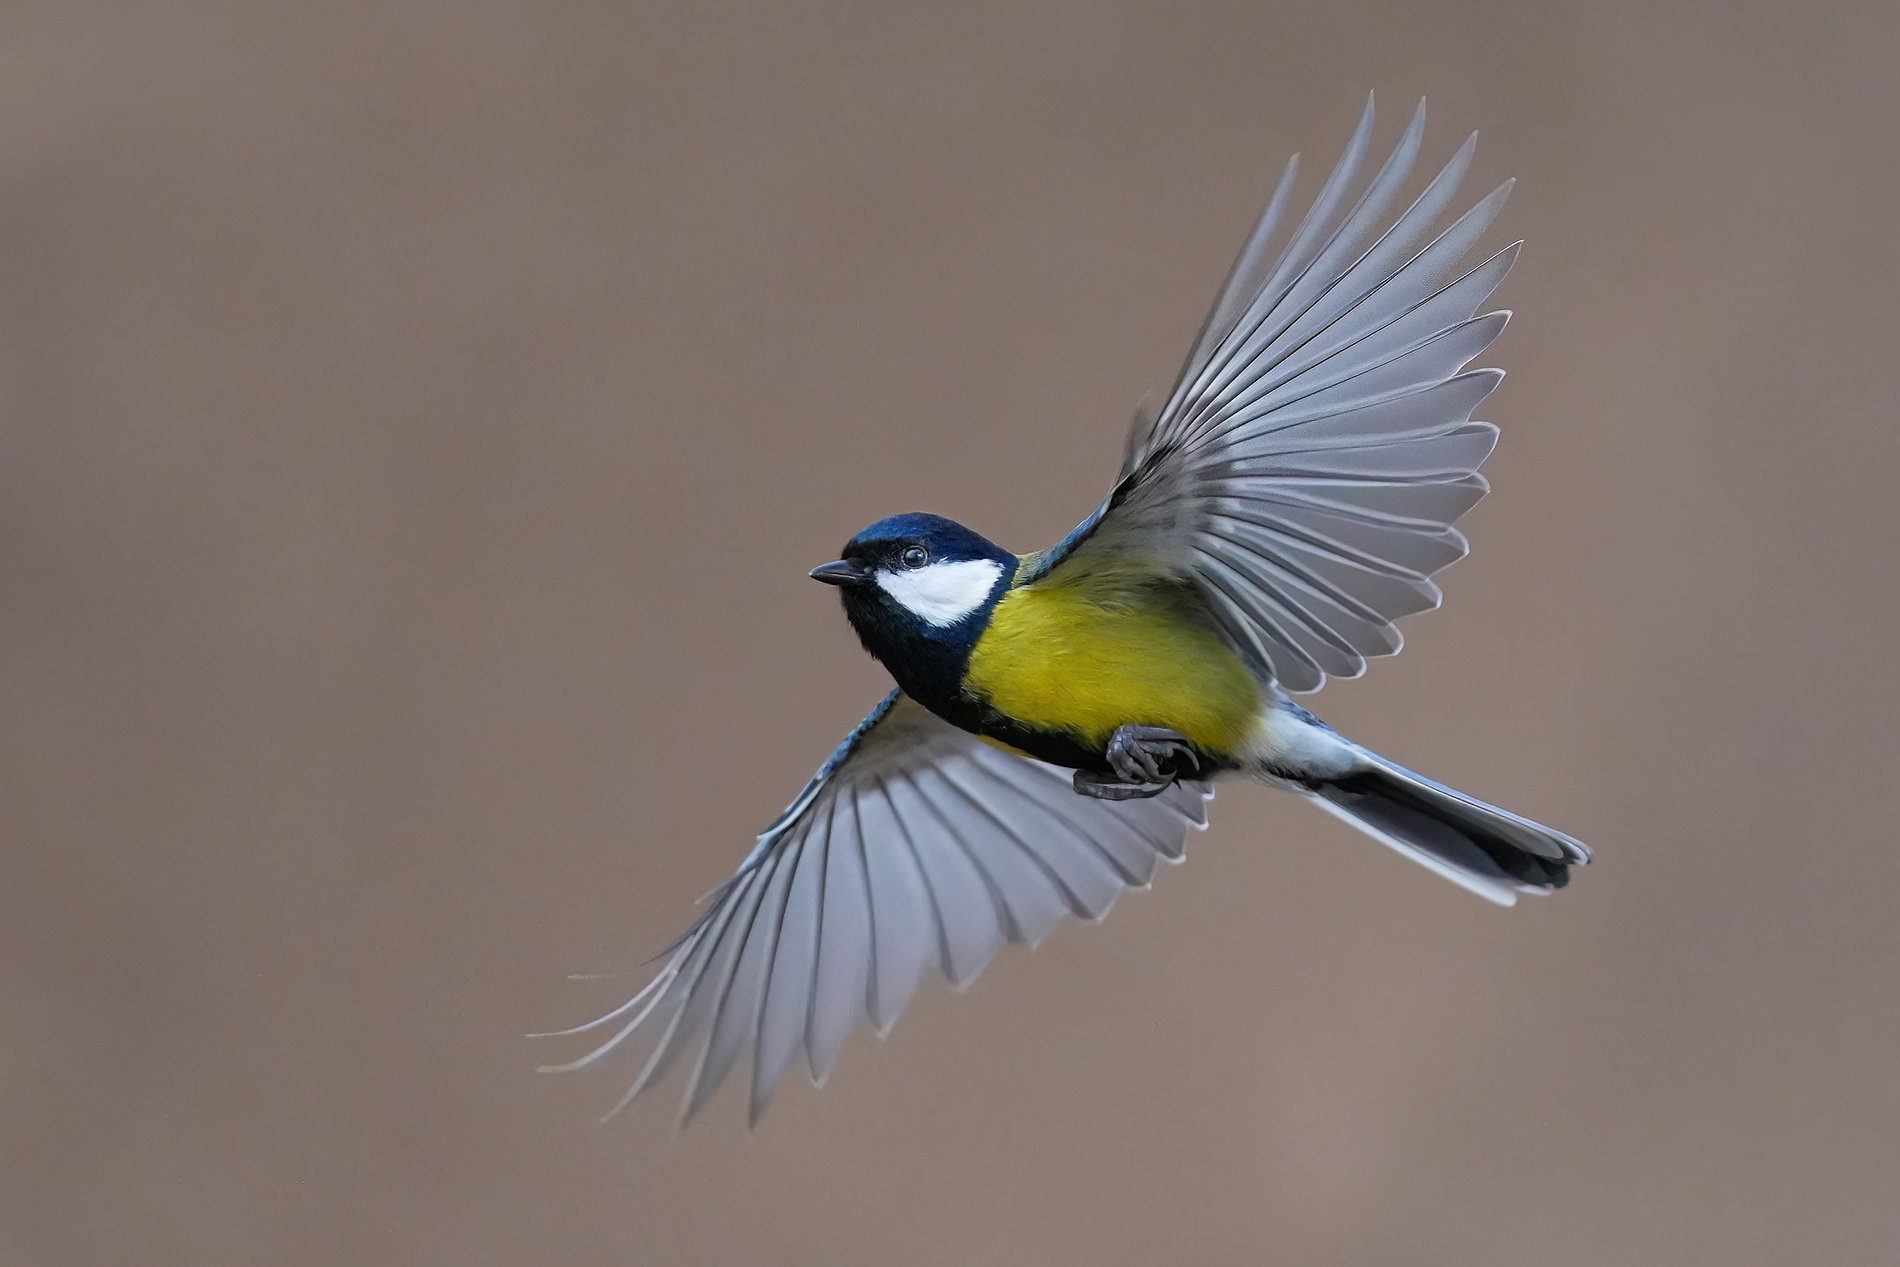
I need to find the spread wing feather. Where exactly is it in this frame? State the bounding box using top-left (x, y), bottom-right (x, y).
top-left (542, 692), bottom-right (1209, 1125)
top-left (1026, 95), bottom-right (1519, 692)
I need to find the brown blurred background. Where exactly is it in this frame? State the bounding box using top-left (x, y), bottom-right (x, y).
top-left (3, 1), bottom-right (1897, 1263)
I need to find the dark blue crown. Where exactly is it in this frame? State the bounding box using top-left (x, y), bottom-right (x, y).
top-left (842, 513), bottom-right (1012, 566)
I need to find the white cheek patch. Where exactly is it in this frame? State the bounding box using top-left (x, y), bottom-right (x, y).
top-left (875, 558), bottom-right (1004, 627)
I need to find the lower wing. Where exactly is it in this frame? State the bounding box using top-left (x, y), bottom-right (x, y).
top-left (542, 691), bottom-right (1211, 1126)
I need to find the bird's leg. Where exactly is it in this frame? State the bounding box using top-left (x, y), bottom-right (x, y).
top-left (1072, 725), bottom-right (1204, 800)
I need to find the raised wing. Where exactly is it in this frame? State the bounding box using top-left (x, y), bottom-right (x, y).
top-left (543, 692), bottom-right (1210, 1126)
top-left (1026, 96), bottom-right (1519, 692)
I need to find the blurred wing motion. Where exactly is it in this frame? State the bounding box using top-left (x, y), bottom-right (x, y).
top-left (545, 692), bottom-right (1210, 1125)
top-left (1027, 95), bottom-right (1519, 692)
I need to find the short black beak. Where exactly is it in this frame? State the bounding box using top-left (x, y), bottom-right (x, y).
top-left (808, 559), bottom-right (865, 587)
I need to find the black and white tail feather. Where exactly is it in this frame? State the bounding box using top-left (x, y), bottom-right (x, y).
top-left (1306, 756), bottom-right (1583, 904)
top-left (1254, 702), bottom-right (1586, 905)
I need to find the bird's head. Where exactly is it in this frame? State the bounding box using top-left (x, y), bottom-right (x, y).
top-left (810, 513), bottom-right (1017, 684)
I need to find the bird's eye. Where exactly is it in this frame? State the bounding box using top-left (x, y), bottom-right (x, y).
top-left (900, 546), bottom-right (929, 569)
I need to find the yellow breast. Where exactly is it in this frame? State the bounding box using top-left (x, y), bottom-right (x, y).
top-left (963, 575), bottom-right (1262, 758)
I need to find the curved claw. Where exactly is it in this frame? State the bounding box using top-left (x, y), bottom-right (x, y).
top-left (1106, 725), bottom-right (1204, 784)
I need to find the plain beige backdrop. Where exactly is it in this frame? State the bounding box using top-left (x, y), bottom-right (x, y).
top-left (3, 2), bottom-right (1897, 1264)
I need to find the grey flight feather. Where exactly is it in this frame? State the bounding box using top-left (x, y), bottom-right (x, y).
top-left (542, 692), bottom-right (1210, 1126)
top-left (1024, 95), bottom-right (1519, 693)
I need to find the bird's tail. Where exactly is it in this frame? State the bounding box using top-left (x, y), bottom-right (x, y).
top-left (1265, 718), bottom-right (1591, 904)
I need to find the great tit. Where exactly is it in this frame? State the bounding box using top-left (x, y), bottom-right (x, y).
top-left (545, 97), bottom-right (1591, 1125)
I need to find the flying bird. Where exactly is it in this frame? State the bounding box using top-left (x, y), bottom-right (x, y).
top-left (543, 96), bottom-right (1591, 1126)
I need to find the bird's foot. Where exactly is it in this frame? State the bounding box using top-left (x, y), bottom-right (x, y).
top-left (1072, 725), bottom-right (1204, 801)
top-left (1107, 724), bottom-right (1204, 782)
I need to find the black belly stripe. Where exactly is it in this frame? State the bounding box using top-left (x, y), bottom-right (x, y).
top-left (935, 692), bottom-right (1238, 776)
top-left (909, 691), bottom-right (1103, 771)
